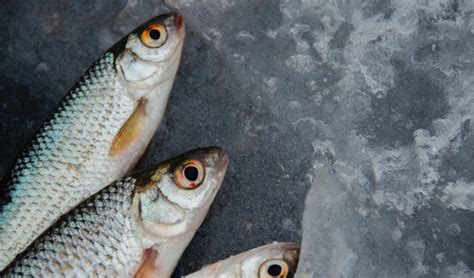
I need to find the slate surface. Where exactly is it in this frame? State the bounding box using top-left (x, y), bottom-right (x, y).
top-left (1, 0), bottom-right (473, 277)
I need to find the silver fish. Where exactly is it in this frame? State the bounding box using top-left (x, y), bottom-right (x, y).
top-left (0, 13), bottom-right (185, 269)
top-left (185, 242), bottom-right (300, 278)
top-left (1, 147), bottom-right (228, 277)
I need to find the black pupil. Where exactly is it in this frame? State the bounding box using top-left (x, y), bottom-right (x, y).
top-left (184, 166), bottom-right (199, 181)
top-left (267, 264), bottom-right (282, 276)
top-left (149, 29), bottom-right (161, 40)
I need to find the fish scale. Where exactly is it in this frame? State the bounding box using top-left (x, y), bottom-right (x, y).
top-left (1, 146), bottom-right (228, 277)
top-left (0, 12), bottom-right (185, 271)
top-left (0, 52), bottom-right (137, 269)
top-left (2, 177), bottom-right (142, 277)
top-left (0, 53), bottom-right (139, 265)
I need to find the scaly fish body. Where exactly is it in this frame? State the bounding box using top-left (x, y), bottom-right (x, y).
top-left (185, 242), bottom-right (300, 278)
top-left (0, 13), bottom-right (185, 269)
top-left (1, 147), bottom-right (228, 277)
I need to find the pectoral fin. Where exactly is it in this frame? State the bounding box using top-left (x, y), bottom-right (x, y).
top-left (134, 248), bottom-right (159, 278)
top-left (110, 98), bottom-right (147, 156)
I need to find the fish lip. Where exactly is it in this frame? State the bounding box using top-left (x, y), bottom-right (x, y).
top-left (175, 14), bottom-right (184, 30)
top-left (278, 242), bottom-right (301, 251)
top-left (218, 150), bottom-right (229, 171)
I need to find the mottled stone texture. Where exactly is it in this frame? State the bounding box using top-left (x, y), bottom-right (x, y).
top-left (1, 0), bottom-right (474, 277)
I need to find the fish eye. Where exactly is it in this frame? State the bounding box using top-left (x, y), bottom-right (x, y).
top-left (140, 24), bottom-right (168, 48)
top-left (259, 259), bottom-right (289, 278)
top-left (174, 160), bottom-right (205, 190)
top-left (267, 264), bottom-right (282, 276)
top-left (184, 165), bottom-right (199, 181)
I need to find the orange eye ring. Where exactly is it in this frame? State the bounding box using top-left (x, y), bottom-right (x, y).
top-left (140, 24), bottom-right (168, 48)
top-left (174, 160), bottom-right (205, 190)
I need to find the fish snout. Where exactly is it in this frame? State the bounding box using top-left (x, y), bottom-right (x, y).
top-left (217, 149), bottom-right (229, 172)
top-left (175, 14), bottom-right (183, 30)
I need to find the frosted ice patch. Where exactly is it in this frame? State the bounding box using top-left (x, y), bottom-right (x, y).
top-left (441, 180), bottom-right (474, 211)
top-left (285, 54), bottom-right (315, 74)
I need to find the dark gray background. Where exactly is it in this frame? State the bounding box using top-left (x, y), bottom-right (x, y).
top-left (1, 0), bottom-right (473, 277)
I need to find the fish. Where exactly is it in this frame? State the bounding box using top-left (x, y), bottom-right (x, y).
top-left (0, 12), bottom-right (185, 269)
top-left (1, 146), bottom-right (229, 277)
top-left (184, 242), bottom-right (300, 278)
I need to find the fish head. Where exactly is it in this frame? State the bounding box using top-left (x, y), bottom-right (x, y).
top-left (131, 146), bottom-right (228, 276)
top-left (132, 146), bottom-right (229, 242)
top-left (186, 242), bottom-right (300, 278)
top-left (115, 12), bottom-right (185, 95)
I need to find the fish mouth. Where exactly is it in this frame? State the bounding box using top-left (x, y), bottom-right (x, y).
top-left (278, 242), bottom-right (301, 251)
top-left (175, 14), bottom-right (184, 30)
top-left (217, 149), bottom-right (229, 172)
